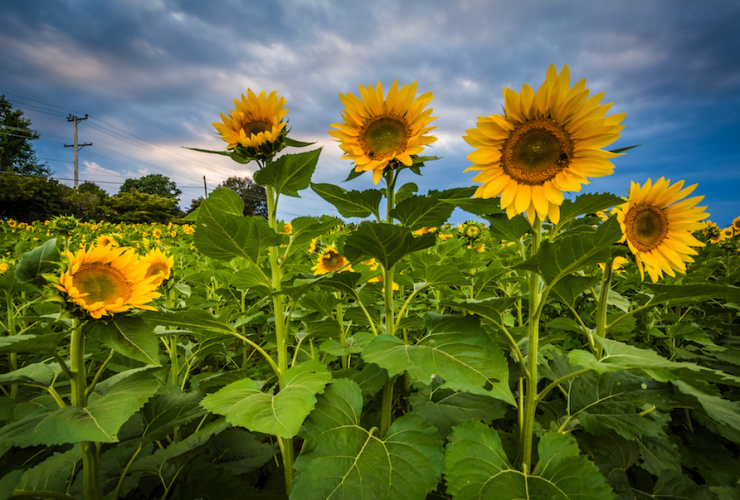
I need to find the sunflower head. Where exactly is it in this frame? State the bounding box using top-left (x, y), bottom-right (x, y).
top-left (96, 235), bottom-right (119, 248)
top-left (213, 90), bottom-right (289, 162)
top-left (0, 263), bottom-right (9, 275)
top-left (461, 221), bottom-right (484, 242)
top-left (733, 217), bottom-right (740, 232)
top-left (615, 178), bottom-right (708, 283)
top-left (140, 247), bottom-right (174, 287)
top-left (311, 246), bottom-right (353, 275)
top-left (55, 245), bottom-right (160, 319)
top-left (329, 80), bottom-right (438, 184)
top-left (464, 64), bottom-right (626, 224)
top-left (51, 215), bottom-right (80, 235)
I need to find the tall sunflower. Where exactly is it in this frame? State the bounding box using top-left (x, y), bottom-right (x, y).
top-left (56, 245), bottom-right (161, 319)
top-left (213, 90), bottom-right (289, 150)
top-left (464, 64), bottom-right (625, 223)
top-left (140, 248), bottom-right (174, 287)
top-left (615, 177), bottom-right (708, 283)
top-left (329, 80), bottom-right (438, 184)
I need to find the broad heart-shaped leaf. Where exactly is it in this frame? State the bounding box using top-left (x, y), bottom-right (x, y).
top-left (318, 271), bottom-right (362, 296)
top-left (0, 329), bottom-right (67, 354)
top-left (551, 275), bottom-right (601, 308)
top-left (0, 361), bottom-right (62, 386)
top-left (556, 192), bottom-right (624, 230)
top-left (311, 182), bottom-right (382, 220)
top-left (200, 361), bottom-right (331, 438)
top-left (483, 213), bottom-right (531, 242)
top-left (292, 379), bottom-right (443, 500)
top-left (289, 215), bottom-right (343, 249)
top-left (125, 389), bottom-right (207, 444)
top-left (390, 194), bottom-right (455, 230)
top-left (570, 336), bottom-right (740, 387)
top-left (444, 421), bottom-right (614, 500)
top-left (362, 314), bottom-right (516, 405)
top-left (570, 371), bottom-right (670, 439)
top-left (409, 390), bottom-right (507, 438)
top-left (84, 315), bottom-right (160, 365)
top-left (253, 148), bottom-right (321, 198)
top-left (439, 297), bottom-right (519, 326)
top-left (672, 379), bottom-right (740, 434)
top-left (343, 222), bottom-right (436, 269)
top-left (440, 197), bottom-right (503, 217)
top-left (201, 187), bottom-right (245, 215)
top-left (0, 368), bottom-right (160, 448)
top-left (515, 216), bottom-right (622, 285)
top-left (144, 310), bottom-right (237, 338)
top-left (14, 238), bottom-right (60, 283)
top-left (231, 265), bottom-right (272, 290)
top-left (14, 445), bottom-right (82, 495)
top-left (195, 192), bottom-right (282, 264)
top-left (395, 182), bottom-right (419, 204)
top-left (424, 265), bottom-right (471, 287)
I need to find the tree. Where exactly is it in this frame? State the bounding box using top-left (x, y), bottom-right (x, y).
top-left (186, 176), bottom-right (267, 218)
top-left (0, 95), bottom-right (52, 177)
top-left (108, 190), bottom-right (178, 224)
top-left (65, 181), bottom-right (112, 221)
top-left (0, 172), bottom-right (71, 222)
top-left (120, 174), bottom-right (182, 200)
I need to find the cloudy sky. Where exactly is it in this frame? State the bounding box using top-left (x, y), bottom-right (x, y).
top-left (2, 0), bottom-right (739, 224)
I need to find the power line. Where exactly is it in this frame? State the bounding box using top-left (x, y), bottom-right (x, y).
top-left (0, 89), bottom-right (85, 115)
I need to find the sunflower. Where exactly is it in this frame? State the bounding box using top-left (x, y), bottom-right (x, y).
top-left (733, 217), bottom-right (740, 232)
top-left (312, 246), bottom-right (353, 275)
top-left (281, 222), bottom-right (292, 235)
top-left (213, 90), bottom-right (289, 150)
top-left (140, 248), bottom-right (174, 287)
top-left (464, 64), bottom-right (625, 224)
top-left (0, 263), bottom-right (8, 275)
top-left (153, 229), bottom-right (162, 239)
top-left (615, 178), bottom-right (708, 283)
top-left (55, 245), bottom-right (160, 319)
top-left (329, 80), bottom-right (438, 184)
top-left (368, 274), bottom-right (399, 291)
top-left (96, 235), bottom-right (119, 248)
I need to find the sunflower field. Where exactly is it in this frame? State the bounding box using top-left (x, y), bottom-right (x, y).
top-left (2, 66), bottom-right (740, 500)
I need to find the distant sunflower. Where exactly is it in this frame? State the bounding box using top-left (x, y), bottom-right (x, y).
top-left (733, 217), bottom-right (740, 232)
top-left (329, 80), bottom-right (438, 184)
top-left (464, 64), bottom-right (625, 223)
top-left (96, 235), bottom-right (119, 248)
top-left (140, 248), bottom-right (174, 287)
top-left (312, 246), bottom-right (353, 275)
top-left (213, 90), bottom-right (289, 149)
top-left (615, 178), bottom-right (708, 283)
top-left (56, 245), bottom-right (160, 319)
top-left (0, 263), bottom-right (8, 275)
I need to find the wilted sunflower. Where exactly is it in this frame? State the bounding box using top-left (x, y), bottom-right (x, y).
top-left (615, 178), bottom-right (708, 283)
top-left (213, 90), bottom-right (289, 150)
top-left (312, 246), bottom-right (353, 275)
top-left (464, 64), bottom-right (625, 223)
top-left (140, 248), bottom-right (174, 287)
top-left (56, 245), bottom-right (160, 319)
top-left (329, 80), bottom-right (438, 184)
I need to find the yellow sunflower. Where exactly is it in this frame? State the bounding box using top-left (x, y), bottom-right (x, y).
top-left (329, 80), bottom-right (438, 184)
top-left (140, 248), bottom-right (174, 287)
top-left (213, 90), bottom-right (289, 150)
top-left (0, 263), bottom-right (8, 275)
top-left (464, 64), bottom-right (625, 224)
top-left (56, 245), bottom-right (160, 319)
top-left (733, 217), bottom-right (740, 232)
top-left (368, 274), bottom-right (399, 291)
top-left (312, 246), bottom-right (353, 275)
top-left (615, 177), bottom-right (708, 283)
top-left (96, 235), bottom-right (119, 248)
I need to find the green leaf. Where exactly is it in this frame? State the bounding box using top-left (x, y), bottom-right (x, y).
top-left (311, 183), bottom-right (382, 220)
top-left (318, 271), bottom-right (362, 296)
top-left (231, 265), bottom-right (272, 290)
top-left (182, 206), bottom-right (200, 221)
top-left (343, 222), bottom-right (436, 269)
top-left (84, 315), bottom-right (160, 365)
top-left (578, 431), bottom-right (639, 499)
top-left (195, 209), bottom-right (281, 264)
top-left (14, 445), bottom-right (82, 495)
top-left (395, 182), bottom-right (419, 204)
top-left (440, 197), bottom-right (502, 217)
top-left (410, 390), bottom-right (507, 438)
top-left (556, 192), bottom-right (624, 230)
top-left (289, 215), bottom-right (342, 249)
top-left (253, 148), bottom-right (321, 197)
top-left (484, 213), bottom-right (531, 242)
top-left (390, 194), bottom-right (455, 230)
top-left (285, 136), bottom-right (315, 148)
top-left (201, 361), bottom-right (331, 438)
top-left (292, 379), bottom-right (443, 500)
top-left (144, 310), bottom-right (237, 338)
top-left (673, 379), bottom-right (740, 433)
top-left (423, 265), bottom-right (471, 287)
top-left (515, 216), bottom-right (622, 285)
top-left (0, 361), bottom-right (63, 386)
top-left (551, 275), bottom-right (600, 308)
top-left (444, 422), bottom-right (614, 500)
top-left (362, 314), bottom-right (515, 405)
top-left (201, 187), bottom-right (245, 215)
top-left (636, 434), bottom-right (682, 475)
top-left (633, 471), bottom-right (716, 500)
top-left (0, 329), bottom-right (67, 354)
top-left (0, 368), bottom-right (160, 447)
top-left (15, 238), bottom-right (60, 283)
top-left (439, 297), bottom-right (519, 325)
top-left (128, 390), bottom-right (207, 443)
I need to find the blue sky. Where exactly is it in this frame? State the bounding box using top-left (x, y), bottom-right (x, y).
top-left (1, 0), bottom-right (739, 225)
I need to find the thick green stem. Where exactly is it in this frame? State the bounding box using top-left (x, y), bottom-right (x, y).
top-left (7, 294), bottom-right (18, 399)
top-left (594, 258), bottom-right (614, 359)
top-left (70, 324), bottom-right (103, 500)
top-left (520, 218), bottom-right (542, 475)
top-left (380, 375), bottom-right (399, 437)
top-left (266, 183), bottom-right (294, 495)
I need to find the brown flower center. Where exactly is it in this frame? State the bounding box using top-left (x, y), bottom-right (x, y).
top-left (241, 119), bottom-right (273, 138)
top-left (322, 250), bottom-right (345, 272)
top-left (624, 204), bottom-right (668, 252)
top-left (145, 262), bottom-right (169, 285)
top-left (73, 263), bottom-right (132, 305)
top-left (502, 119), bottom-right (573, 185)
top-left (359, 115), bottom-right (409, 161)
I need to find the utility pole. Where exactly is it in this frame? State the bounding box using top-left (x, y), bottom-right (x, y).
top-left (64, 114), bottom-right (92, 189)
top-left (203, 176), bottom-right (208, 198)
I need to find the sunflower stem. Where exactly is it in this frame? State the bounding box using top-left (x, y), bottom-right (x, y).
top-left (70, 321), bottom-right (104, 500)
top-left (595, 257), bottom-right (614, 359)
top-left (520, 217), bottom-right (542, 475)
top-left (7, 292), bottom-right (18, 400)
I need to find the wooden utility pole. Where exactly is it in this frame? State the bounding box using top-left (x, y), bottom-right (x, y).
top-left (64, 114), bottom-right (92, 189)
top-left (203, 176), bottom-right (208, 198)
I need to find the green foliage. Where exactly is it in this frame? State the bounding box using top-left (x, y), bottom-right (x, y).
top-left (253, 148), bottom-right (321, 198)
top-left (107, 189), bottom-right (180, 223)
top-left (0, 95), bottom-right (51, 177)
top-left (311, 182), bottom-right (383, 220)
top-left (0, 172), bottom-right (72, 222)
top-left (120, 173), bottom-right (182, 200)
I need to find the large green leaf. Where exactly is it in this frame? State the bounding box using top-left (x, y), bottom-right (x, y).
top-left (515, 216), bottom-right (622, 285)
top-left (343, 222), bottom-right (436, 269)
top-left (195, 191), bottom-right (282, 263)
top-left (84, 315), bottom-right (160, 365)
top-left (253, 148), bottom-right (321, 197)
top-left (439, 297), bottom-right (519, 325)
top-left (484, 213), bottom-right (531, 242)
top-left (289, 215), bottom-right (343, 249)
top-left (362, 314), bottom-right (515, 405)
top-left (672, 379), bottom-right (740, 433)
top-left (126, 390), bottom-right (207, 443)
top-left (440, 197), bottom-right (502, 217)
top-left (14, 238), bottom-right (60, 283)
top-left (200, 361), bottom-right (331, 438)
top-left (13, 445), bottom-right (82, 496)
top-left (444, 421), bottom-right (614, 500)
top-left (144, 310), bottom-right (238, 338)
top-left (556, 192), bottom-right (624, 230)
top-left (292, 379), bottom-right (443, 500)
top-left (409, 390), bottom-right (507, 438)
top-left (579, 431), bottom-right (640, 499)
top-left (311, 183), bottom-right (382, 219)
top-left (390, 194), bottom-right (455, 230)
top-left (0, 368), bottom-right (160, 447)
top-left (551, 275), bottom-right (600, 308)
top-left (0, 361), bottom-right (63, 386)
top-left (421, 265), bottom-right (471, 288)
top-left (0, 329), bottom-right (67, 354)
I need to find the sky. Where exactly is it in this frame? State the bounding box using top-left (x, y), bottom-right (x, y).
top-left (1, 0), bottom-right (739, 225)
